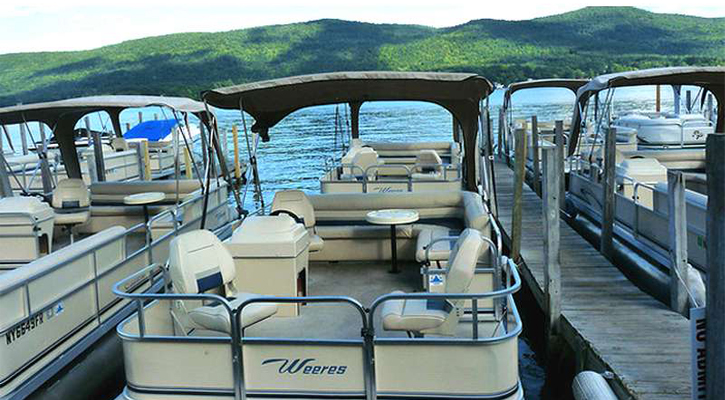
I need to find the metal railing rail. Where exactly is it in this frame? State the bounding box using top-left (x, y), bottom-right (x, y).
top-left (327, 162), bottom-right (462, 193)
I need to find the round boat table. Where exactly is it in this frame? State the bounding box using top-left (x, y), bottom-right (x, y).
top-left (124, 192), bottom-right (166, 225)
top-left (366, 209), bottom-right (419, 273)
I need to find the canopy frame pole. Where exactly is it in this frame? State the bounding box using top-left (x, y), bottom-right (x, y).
top-left (239, 98), bottom-right (264, 213)
top-left (1, 125), bottom-right (14, 152)
top-left (349, 102), bottom-right (362, 139)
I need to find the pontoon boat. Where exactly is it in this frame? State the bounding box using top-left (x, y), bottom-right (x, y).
top-left (113, 72), bottom-right (524, 400)
top-left (0, 96), bottom-right (242, 400)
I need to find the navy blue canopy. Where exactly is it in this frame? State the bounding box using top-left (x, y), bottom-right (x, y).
top-left (124, 119), bottom-right (178, 142)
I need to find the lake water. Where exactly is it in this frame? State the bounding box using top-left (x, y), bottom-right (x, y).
top-left (0, 84), bottom-right (697, 400)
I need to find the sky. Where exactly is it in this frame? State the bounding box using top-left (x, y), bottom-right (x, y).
top-left (0, 1), bottom-right (724, 55)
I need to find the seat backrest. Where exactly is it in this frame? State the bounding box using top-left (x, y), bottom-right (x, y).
top-left (444, 229), bottom-right (484, 302)
top-left (52, 178), bottom-right (90, 209)
top-left (169, 230), bottom-right (236, 294)
top-left (270, 190), bottom-right (316, 229)
top-left (414, 149), bottom-right (443, 173)
top-left (351, 148), bottom-right (380, 178)
top-left (111, 137), bottom-right (130, 151)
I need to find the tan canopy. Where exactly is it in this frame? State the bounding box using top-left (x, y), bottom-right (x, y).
top-left (503, 78), bottom-right (589, 110)
top-left (0, 95), bottom-right (213, 179)
top-left (569, 67), bottom-right (725, 155)
top-left (203, 71), bottom-right (493, 191)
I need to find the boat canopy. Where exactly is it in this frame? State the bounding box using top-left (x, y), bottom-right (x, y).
top-left (124, 119), bottom-right (179, 142)
top-left (568, 66), bottom-right (725, 155)
top-left (503, 78), bottom-right (589, 110)
top-left (0, 95), bottom-right (213, 179)
top-left (202, 71), bottom-right (493, 191)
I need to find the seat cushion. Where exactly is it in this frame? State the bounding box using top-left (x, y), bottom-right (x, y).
top-left (411, 172), bottom-right (444, 180)
top-left (316, 224), bottom-right (414, 240)
top-left (309, 234), bottom-right (324, 252)
top-left (54, 210), bottom-right (90, 225)
top-left (188, 293), bottom-right (277, 333)
top-left (381, 291), bottom-right (449, 332)
top-left (415, 226), bottom-right (460, 263)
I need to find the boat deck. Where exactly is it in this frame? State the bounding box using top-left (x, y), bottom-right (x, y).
top-left (492, 158), bottom-right (691, 400)
top-left (246, 261), bottom-right (501, 340)
top-left (247, 261), bottom-right (420, 340)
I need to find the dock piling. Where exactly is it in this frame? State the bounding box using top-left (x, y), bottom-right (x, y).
top-left (233, 125), bottom-right (241, 181)
top-left (87, 118), bottom-right (106, 182)
top-left (555, 120), bottom-right (565, 210)
top-left (667, 170), bottom-right (689, 316)
top-left (497, 108), bottom-right (504, 157)
top-left (512, 127), bottom-right (526, 262)
top-left (600, 127), bottom-right (616, 260)
top-left (706, 134), bottom-right (725, 400)
top-left (532, 116), bottom-right (541, 196)
top-left (19, 123), bottom-right (28, 155)
top-left (542, 142), bottom-right (561, 340)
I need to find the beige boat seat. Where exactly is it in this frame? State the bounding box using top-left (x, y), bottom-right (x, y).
top-left (412, 150), bottom-right (444, 180)
top-left (381, 228), bottom-right (484, 336)
top-left (415, 225), bottom-right (459, 263)
top-left (52, 179), bottom-right (90, 241)
top-left (270, 190), bottom-right (323, 252)
top-left (169, 230), bottom-right (277, 334)
top-left (111, 137), bottom-right (130, 151)
top-left (341, 147), bottom-right (382, 181)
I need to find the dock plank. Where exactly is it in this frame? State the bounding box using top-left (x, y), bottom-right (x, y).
top-left (493, 159), bottom-right (691, 400)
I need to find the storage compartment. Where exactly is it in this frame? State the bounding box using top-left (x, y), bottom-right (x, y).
top-left (616, 158), bottom-right (668, 208)
top-left (0, 197), bottom-right (55, 266)
top-left (225, 215), bottom-right (309, 316)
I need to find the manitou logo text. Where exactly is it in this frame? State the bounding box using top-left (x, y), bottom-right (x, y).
top-left (262, 358), bottom-right (347, 375)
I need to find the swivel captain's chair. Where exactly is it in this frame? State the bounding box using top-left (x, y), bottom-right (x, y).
top-left (381, 229), bottom-right (484, 336)
top-left (168, 230), bottom-right (277, 335)
top-left (51, 179), bottom-right (90, 243)
top-left (412, 150), bottom-right (444, 180)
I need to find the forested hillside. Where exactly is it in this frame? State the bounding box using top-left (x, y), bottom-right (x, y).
top-left (0, 6), bottom-right (722, 106)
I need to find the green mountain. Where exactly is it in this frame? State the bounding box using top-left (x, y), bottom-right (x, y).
top-left (0, 6), bottom-right (723, 106)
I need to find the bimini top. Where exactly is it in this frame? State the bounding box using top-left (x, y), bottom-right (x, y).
top-left (503, 78), bottom-right (589, 109)
top-left (0, 95), bottom-right (213, 179)
top-left (203, 71), bottom-right (493, 133)
top-left (569, 66), bottom-right (725, 155)
top-left (0, 95), bottom-right (211, 127)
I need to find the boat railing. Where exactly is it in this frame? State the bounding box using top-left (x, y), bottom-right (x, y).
top-left (326, 162), bottom-right (461, 193)
top-left (113, 249), bottom-right (521, 400)
top-left (5, 155), bottom-right (61, 192)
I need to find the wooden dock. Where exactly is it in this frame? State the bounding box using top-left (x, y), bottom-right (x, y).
top-left (493, 158), bottom-right (692, 400)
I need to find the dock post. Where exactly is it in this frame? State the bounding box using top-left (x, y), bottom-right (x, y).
top-left (531, 116), bottom-right (541, 196)
top-left (667, 170), bottom-right (689, 316)
top-left (600, 127), bottom-right (616, 260)
top-left (184, 147), bottom-right (193, 179)
top-left (232, 125), bottom-right (241, 181)
top-left (87, 118), bottom-right (106, 182)
top-left (685, 90), bottom-right (692, 113)
top-left (497, 108), bottom-right (504, 157)
top-left (19, 123), bottom-right (28, 155)
top-left (135, 141), bottom-right (146, 180)
top-left (125, 122), bottom-right (131, 133)
top-left (138, 111), bottom-right (143, 124)
top-left (542, 142), bottom-right (561, 339)
top-left (512, 127), bottom-right (526, 262)
top-left (555, 120), bottom-right (565, 210)
top-left (706, 134), bottom-right (725, 400)
top-left (0, 152), bottom-right (12, 197)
